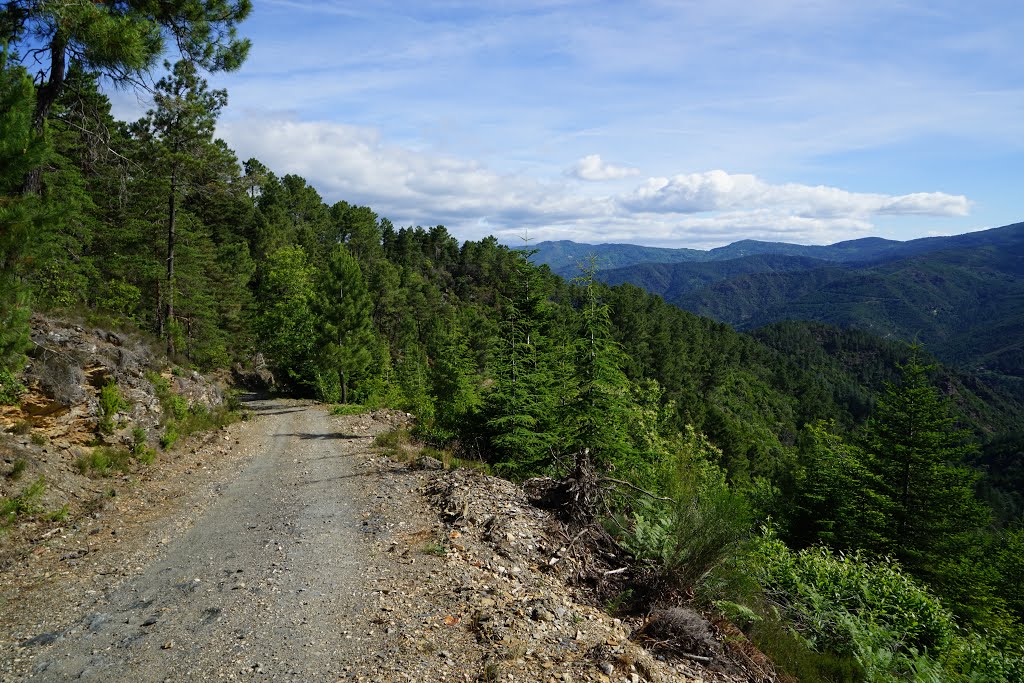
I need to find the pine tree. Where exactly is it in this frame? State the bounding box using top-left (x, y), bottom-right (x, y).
top-left (4, 0), bottom-right (250, 166)
top-left (315, 245), bottom-right (376, 403)
top-left (140, 60), bottom-right (227, 354)
top-left (0, 45), bottom-right (47, 402)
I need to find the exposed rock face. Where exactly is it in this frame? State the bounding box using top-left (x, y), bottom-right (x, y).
top-left (1, 315), bottom-right (228, 527)
top-left (14, 315), bottom-right (224, 446)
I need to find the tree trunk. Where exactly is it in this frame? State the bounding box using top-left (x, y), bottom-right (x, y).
top-left (166, 169), bottom-right (177, 355)
top-left (23, 32), bottom-right (67, 194)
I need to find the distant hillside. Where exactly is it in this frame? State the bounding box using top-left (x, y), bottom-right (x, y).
top-left (527, 240), bottom-right (704, 277)
top-left (600, 254), bottom-right (837, 300)
top-left (530, 221), bottom-right (1024, 276)
top-left (679, 244), bottom-right (1024, 399)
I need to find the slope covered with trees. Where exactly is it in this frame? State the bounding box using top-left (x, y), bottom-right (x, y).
top-left (3, 26), bottom-right (1024, 681)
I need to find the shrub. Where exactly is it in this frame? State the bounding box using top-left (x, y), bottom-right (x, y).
top-left (98, 380), bottom-right (127, 434)
top-left (1, 475), bottom-right (46, 525)
top-left (131, 427), bottom-right (155, 464)
top-left (621, 427), bottom-right (751, 593)
top-left (75, 447), bottom-right (133, 477)
top-left (739, 525), bottom-right (1024, 682)
top-left (167, 394), bottom-right (189, 421)
top-left (160, 426), bottom-right (179, 450)
top-left (0, 367), bottom-right (24, 405)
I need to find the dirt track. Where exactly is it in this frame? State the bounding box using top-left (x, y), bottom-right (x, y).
top-left (5, 400), bottom-right (404, 682)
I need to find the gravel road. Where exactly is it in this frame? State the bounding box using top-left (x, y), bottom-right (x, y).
top-left (21, 400), bottom-right (394, 682)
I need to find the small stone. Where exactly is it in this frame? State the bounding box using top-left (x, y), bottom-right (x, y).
top-left (161, 640), bottom-right (174, 650)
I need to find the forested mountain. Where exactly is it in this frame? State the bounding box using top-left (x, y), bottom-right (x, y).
top-left (532, 222), bottom-right (1024, 277)
top-left (599, 254), bottom-right (837, 300)
top-left (675, 242), bottom-right (1024, 397)
top-left (3, 21), bottom-right (1024, 680)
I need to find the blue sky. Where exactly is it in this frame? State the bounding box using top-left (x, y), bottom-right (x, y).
top-left (121, 0), bottom-right (1024, 248)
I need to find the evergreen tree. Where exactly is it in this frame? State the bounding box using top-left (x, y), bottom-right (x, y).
top-left (315, 245), bottom-right (376, 403)
top-left (427, 316), bottom-right (482, 441)
top-left (139, 59), bottom-right (227, 354)
top-left (862, 348), bottom-right (991, 594)
top-left (0, 45), bottom-right (47, 402)
top-left (484, 249), bottom-right (558, 477)
top-left (3, 0), bottom-right (250, 158)
top-left (253, 245), bottom-right (318, 392)
top-left (562, 265), bottom-right (636, 476)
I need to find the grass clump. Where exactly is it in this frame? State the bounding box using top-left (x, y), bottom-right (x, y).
top-left (330, 403), bottom-right (368, 416)
top-left (421, 540), bottom-right (447, 557)
top-left (373, 428), bottom-right (414, 460)
top-left (7, 458), bottom-right (27, 480)
top-left (1, 476), bottom-right (46, 526)
top-left (9, 419), bottom-right (32, 435)
top-left (75, 446), bottom-right (133, 477)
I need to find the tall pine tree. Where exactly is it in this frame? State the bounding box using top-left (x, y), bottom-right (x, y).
top-left (0, 45), bottom-right (47, 402)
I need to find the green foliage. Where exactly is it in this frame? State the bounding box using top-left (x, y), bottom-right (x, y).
top-left (484, 249), bottom-right (560, 477)
top-left (373, 428), bottom-right (413, 461)
top-left (0, 45), bottom-right (46, 391)
top-left (254, 245), bottom-right (319, 392)
top-left (315, 244), bottom-right (377, 403)
top-left (750, 525), bottom-right (1024, 682)
top-left (160, 426), bottom-right (179, 450)
top-left (0, 475), bottom-right (45, 525)
top-left (329, 404), bottom-right (367, 416)
top-left (97, 379), bottom-right (127, 434)
top-left (858, 350), bottom-right (992, 614)
top-left (131, 427), bottom-right (155, 464)
top-left (75, 447), bottom-right (133, 477)
top-left (0, 367), bottom-right (24, 405)
top-left (622, 427), bottom-right (751, 593)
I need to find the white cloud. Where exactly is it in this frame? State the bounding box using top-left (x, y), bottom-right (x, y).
top-left (619, 170), bottom-right (970, 219)
top-left (567, 154), bottom-right (640, 181)
top-left (218, 114), bottom-right (971, 248)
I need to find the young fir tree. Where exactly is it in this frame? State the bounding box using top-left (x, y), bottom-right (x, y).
top-left (427, 315), bottom-right (482, 441)
top-left (315, 245), bottom-right (376, 403)
top-left (560, 263), bottom-right (638, 520)
top-left (862, 348), bottom-right (990, 597)
top-left (484, 249), bottom-right (558, 477)
top-left (0, 45), bottom-right (47, 402)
